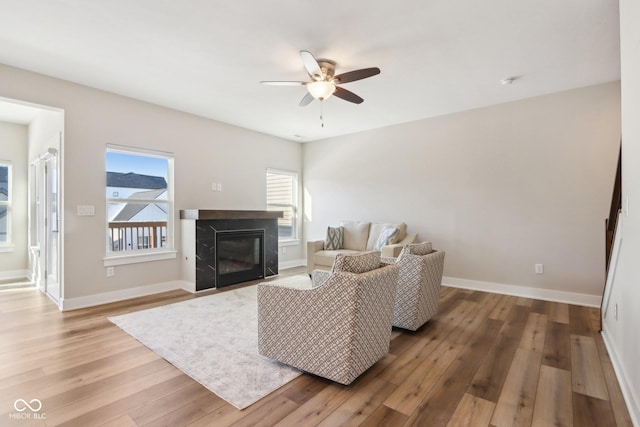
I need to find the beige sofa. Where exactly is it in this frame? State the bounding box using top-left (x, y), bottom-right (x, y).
top-left (307, 221), bottom-right (417, 274)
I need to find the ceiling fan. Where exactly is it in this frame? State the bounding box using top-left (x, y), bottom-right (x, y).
top-left (260, 50), bottom-right (381, 107)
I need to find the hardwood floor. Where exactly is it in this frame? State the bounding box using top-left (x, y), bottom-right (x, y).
top-left (0, 270), bottom-right (633, 426)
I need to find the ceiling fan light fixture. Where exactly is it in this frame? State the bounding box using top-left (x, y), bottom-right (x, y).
top-left (307, 81), bottom-right (336, 100)
top-left (261, 50), bottom-right (380, 107)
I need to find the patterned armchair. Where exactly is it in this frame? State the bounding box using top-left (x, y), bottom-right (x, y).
top-left (257, 252), bottom-right (399, 385)
top-left (383, 242), bottom-right (445, 331)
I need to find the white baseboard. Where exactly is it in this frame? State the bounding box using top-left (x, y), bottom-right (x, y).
top-left (602, 329), bottom-right (640, 427)
top-left (0, 269), bottom-right (29, 281)
top-left (279, 259), bottom-right (306, 270)
top-left (60, 280), bottom-right (190, 311)
top-left (443, 276), bottom-right (602, 308)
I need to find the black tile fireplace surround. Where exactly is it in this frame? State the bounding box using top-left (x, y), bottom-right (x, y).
top-left (180, 210), bottom-right (282, 291)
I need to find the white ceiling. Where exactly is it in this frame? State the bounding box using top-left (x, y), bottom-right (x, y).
top-left (0, 0), bottom-right (620, 141)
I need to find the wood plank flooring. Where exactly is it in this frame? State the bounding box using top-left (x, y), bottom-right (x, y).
top-left (0, 270), bottom-right (633, 426)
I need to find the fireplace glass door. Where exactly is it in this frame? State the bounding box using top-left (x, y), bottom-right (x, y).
top-left (215, 229), bottom-right (265, 287)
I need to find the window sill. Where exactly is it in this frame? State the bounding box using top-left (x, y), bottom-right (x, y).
top-left (103, 250), bottom-right (177, 267)
top-left (0, 245), bottom-right (15, 253)
top-left (279, 239), bottom-right (300, 247)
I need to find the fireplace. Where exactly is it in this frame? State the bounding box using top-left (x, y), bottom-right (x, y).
top-left (180, 210), bottom-right (281, 292)
top-left (215, 229), bottom-right (265, 287)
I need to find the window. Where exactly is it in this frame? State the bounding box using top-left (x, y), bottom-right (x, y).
top-left (105, 145), bottom-right (175, 265)
top-left (266, 169), bottom-right (298, 241)
top-left (0, 161), bottom-right (12, 248)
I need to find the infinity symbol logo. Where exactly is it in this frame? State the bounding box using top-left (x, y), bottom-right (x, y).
top-left (13, 399), bottom-right (42, 412)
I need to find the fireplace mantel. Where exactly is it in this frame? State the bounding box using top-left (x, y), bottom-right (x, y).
top-left (180, 209), bottom-right (283, 220)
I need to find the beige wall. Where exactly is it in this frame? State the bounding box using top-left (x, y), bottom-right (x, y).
top-left (602, 0), bottom-right (640, 423)
top-left (304, 82), bottom-right (621, 298)
top-left (28, 109), bottom-right (64, 163)
top-left (0, 64), bottom-right (303, 300)
top-left (0, 121), bottom-right (28, 274)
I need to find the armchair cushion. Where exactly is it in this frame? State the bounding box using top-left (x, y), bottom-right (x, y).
top-left (332, 251), bottom-right (381, 274)
top-left (400, 241), bottom-right (433, 256)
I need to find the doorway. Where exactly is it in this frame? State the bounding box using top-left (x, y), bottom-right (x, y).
top-left (0, 97), bottom-right (64, 307)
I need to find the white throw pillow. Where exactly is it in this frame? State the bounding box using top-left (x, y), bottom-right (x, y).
top-left (389, 222), bottom-right (407, 243)
top-left (374, 227), bottom-right (399, 251)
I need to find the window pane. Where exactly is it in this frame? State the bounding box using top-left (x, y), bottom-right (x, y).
top-left (0, 166), bottom-right (8, 202)
top-left (0, 206), bottom-right (6, 243)
top-left (106, 148), bottom-right (172, 255)
top-left (270, 205), bottom-right (294, 238)
top-left (106, 152), bottom-right (168, 200)
top-left (266, 171), bottom-right (296, 239)
top-left (108, 202), bottom-right (168, 252)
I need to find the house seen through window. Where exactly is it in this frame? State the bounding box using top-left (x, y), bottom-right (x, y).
top-left (106, 147), bottom-right (173, 255)
top-left (266, 169), bottom-right (298, 241)
top-left (0, 162), bottom-right (11, 245)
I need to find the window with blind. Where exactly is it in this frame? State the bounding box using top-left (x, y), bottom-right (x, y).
top-left (266, 169), bottom-right (298, 241)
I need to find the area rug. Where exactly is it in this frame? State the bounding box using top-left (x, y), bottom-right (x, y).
top-left (108, 285), bottom-right (301, 409)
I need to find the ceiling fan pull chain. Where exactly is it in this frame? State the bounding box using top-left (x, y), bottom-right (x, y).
top-left (320, 101), bottom-right (325, 128)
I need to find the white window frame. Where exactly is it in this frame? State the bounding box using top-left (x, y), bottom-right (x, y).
top-left (0, 160), bottom-right (13, 252)
top-left (266, 168), bottom-right (299, 244)
top-left (103, 145), bottom-right (176, 266)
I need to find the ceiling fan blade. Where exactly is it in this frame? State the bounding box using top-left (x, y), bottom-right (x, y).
top-left (260, 81), bottom-right (306, 86)
top-left (300, 50), bottom-right (323, 81)
top-left (333, 67), bottom-right (381, 84)
top-left (299, 92), bottom-right (315, 107)
top-left (333, 86), bottom-right (364, 104)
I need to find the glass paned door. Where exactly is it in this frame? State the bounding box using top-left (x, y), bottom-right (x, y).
top-left (44, 153), bottom-right (60, 302)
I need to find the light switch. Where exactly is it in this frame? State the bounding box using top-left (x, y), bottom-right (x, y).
top-left (77, 205), bottom-right (95, 216)
top-left (211, 182), bottom-right (217, 191)
top-left (625, 196), bottom-right (629, 216)
top-left (217, 183), bottom-right (223, 191)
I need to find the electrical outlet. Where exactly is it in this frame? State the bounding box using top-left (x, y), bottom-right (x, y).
top-left (106, 266), bottom-right (115, 277)
top-left (535, 264), bottom-right (544, 274)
